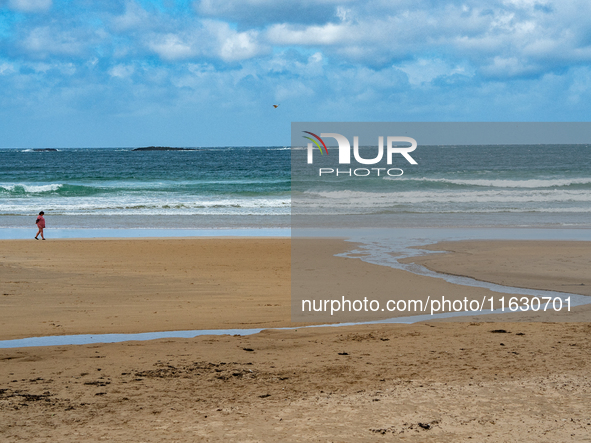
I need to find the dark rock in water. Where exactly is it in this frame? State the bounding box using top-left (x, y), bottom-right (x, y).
top-left (132, 146), bottom-right (199, 151)
top-left (33, 148), bottom-right (58, 152)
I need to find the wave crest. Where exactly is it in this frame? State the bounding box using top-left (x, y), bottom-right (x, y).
top-left (392, 177), bottom-right (591, 188)
top-left (0, 184), bottom-right (63, 194)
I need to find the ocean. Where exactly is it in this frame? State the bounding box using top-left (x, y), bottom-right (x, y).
top-left (292, 143), bottom-right (591, 229)
top-left (1, 144), bottom-right (590, 236)
top-left (0, 147), bottom-right (291, 232)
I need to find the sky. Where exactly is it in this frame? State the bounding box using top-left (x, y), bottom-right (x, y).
top-left (1, 0), bottom-right (590, 147)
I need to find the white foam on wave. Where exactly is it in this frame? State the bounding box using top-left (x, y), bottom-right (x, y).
top-left (0, 183), bottom-right (63, 193)
top-left (303, 189), bottom-right (591, 204)
top-left (0, 196), bottom-right (292, 216)
top-left (289, 207), bottom-right (591, 216)
top-left (19, 149), bottom-right (61, 152)
top-left (392, 177), bottom-right (591, 188)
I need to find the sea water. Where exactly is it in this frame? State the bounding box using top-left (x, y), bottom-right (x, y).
top-left (0, 147), bottom-right (291, 233)
top-left (1, 144), bottom-right (591, 236)
top-left (291, 143), bottom-right (591, 229)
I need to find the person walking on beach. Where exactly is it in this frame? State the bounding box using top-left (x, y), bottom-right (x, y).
top-left (35, 211), bottom-right (46, 240)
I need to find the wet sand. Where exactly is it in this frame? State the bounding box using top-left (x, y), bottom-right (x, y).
top-left (402, 240), bottom-right (591, 297)
top-left (1, 237), bottom-right (590, 441)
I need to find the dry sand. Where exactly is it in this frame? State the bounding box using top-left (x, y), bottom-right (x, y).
top-left (1, 322), bottom-right (590, 442)
top-left (0, 238), bottom-right (293, 340)
top-left (1, 237), bottom-right (590, 442)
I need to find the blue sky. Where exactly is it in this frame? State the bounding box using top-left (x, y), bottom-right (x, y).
top-left (1, 0), bottom-right (590, 147)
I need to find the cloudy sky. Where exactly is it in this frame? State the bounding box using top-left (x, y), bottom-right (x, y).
top-left (1, 0), bottom-right (590, 147)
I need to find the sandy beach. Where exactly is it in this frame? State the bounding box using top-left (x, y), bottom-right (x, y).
top-left (1, 237), bottom-right (590, 441)
top-left (0, 238), bottom-right (293, 340)
top-left (402, 240), bottom-right (591, 297)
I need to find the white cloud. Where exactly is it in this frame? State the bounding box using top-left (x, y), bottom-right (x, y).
top-left (396, 59), bottom-right (473, 85)
top-left (197, 0), bottom-right (352, 16)
top-left (86, 57), bottom-right (99, 69)
top-left (109, 64), bottom-right (135, 78)
top-left (21, 27), bottom-right (87, 56)
top-left (256, 51), bottom-right (325, 79)
top-left (148, 34), bottom-right (197, 61)
top-left (206, 21), bottom-right (267, 61)
top-left (198, 0), bottom-right (274, 15)
top-left (0, 62), bottom-right (16, 75)
top-left (187, 62), bottom-right (216, 76)
top-left (480, 56), bottom-right (540, 78)
top-left (4, 0), bottom-right (591, 129)
top-left (219, 32), bottom-right (261, 61)
top-left (335, 6), bottom-right (353, 22)
top-left (266, 23), bottom-right (351, 45)
top-left (10, 0), bottom-right (591, 77)
top-left (8, 0), bottom-right (51, 13)
top-left (145, 21), bottom-right (267, 62)
top-left (111, 1), bottom-right (153, 31)
top-left (259, 1), bottom-right (591, 77)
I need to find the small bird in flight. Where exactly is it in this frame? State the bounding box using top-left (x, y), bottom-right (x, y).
top-left (273, 104), bottom-right (280, 108)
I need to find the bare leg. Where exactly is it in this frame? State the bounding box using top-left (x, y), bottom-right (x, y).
top-left (35, 228), bottom-right (41, 239)
top-left (39, 228), bottom-right (45, 240)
